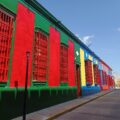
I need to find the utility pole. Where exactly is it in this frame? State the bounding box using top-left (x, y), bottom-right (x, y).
top-left (23, 51), bottom-right (30, 120)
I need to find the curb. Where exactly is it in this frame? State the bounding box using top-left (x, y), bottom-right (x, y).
top-left (47, 90), bottom-right (113, 120)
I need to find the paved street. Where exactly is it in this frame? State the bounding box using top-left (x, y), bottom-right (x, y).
top-left (55, 90), bottom-right (120, 120)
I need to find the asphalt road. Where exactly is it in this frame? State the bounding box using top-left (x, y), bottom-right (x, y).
top-left (55, 90), bottom-right (120, 120)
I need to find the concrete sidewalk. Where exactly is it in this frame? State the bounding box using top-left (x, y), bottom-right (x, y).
top-left (13, 90), bottom-right (113, 120)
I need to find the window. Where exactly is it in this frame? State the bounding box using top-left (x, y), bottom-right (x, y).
top-left (33, 31), bottom-right (48, 83)
top-left (93, 64), bottom-right (101, 85)
top-left (85, 60), bottom-right (93, 85)
top-left (102, 71), bottom-right (107, 85)
top-left (60, 44), bottom-right (68, 83)
top-left (0, 9), bottom-right (14, 82)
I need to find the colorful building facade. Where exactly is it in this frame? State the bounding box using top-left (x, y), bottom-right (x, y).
top-left (0, 0), bottom-right (114, 119)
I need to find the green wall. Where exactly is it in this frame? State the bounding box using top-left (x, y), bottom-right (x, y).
top-left (35, 13), bottom-right (51, 33)
top-left (0, 0), bottom-right (18, 13)
top-left (0, 88), bottom-right (77, 120)
top-left (74, 42), bottom-right (80, 64)
top-left (59, 30), bottom-right (69, 45)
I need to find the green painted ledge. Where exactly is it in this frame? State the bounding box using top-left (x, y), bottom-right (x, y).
top-left (0, 86), bottom-right (77, 92)
top-left (0, 86), bottom-right (77, 101)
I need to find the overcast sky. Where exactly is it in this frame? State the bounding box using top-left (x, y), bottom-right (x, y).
top-left (37, 0), bottom-right (120, 76)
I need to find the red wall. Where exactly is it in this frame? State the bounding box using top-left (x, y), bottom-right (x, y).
top-left (10, 3), bottom-right (34, 87)
top-left (68, 40), bottom-right (76, 86)
top-left (48, 27), bottom-right (60, 86)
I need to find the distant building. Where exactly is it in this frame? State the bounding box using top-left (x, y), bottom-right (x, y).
top-left (115, 79), bottom-right (120, 89)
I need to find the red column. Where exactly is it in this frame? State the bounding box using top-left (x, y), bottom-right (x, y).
top-left (48, 27), bottom-right (60, 86)
top-left (10, 3), bottom-right (34, 87)
top-left (68, 40), bottom-right (76, 86)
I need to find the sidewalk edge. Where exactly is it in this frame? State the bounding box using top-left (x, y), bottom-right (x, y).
top-left (47, 90), bottom-right (113, 120)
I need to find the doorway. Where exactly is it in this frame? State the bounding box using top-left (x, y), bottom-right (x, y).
top-left (76, 64), bottom-right (81, 97)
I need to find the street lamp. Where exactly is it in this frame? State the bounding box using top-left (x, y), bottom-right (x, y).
top-left (23, 51), bottom-right (30, 120)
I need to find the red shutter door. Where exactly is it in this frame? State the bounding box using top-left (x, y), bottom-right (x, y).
top-left (60, 45), bottom-right (68, 83)
top-left (0, 9), bottom-right (14, 82)
top-left (93, 65), bottom-right (98, 84)
top-left (10, 3), bottom-right (34, 87)
top-left (94, 65), bottom-right (101, 85)
top-left (85, 60), bottom-right (93, 85)
top-left (33, 31), bottom-right (48, 82)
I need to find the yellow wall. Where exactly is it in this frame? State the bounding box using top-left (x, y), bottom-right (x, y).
top-left (88, 55), bottom-right (92, 61)
top-left (80, 49), bottom-right (86, 86)
top-left (88, 55), bottom-right (95, 86)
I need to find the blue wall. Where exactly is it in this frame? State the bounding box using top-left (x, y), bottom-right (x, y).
top-left (81, 86), bottom-right (100, 96)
